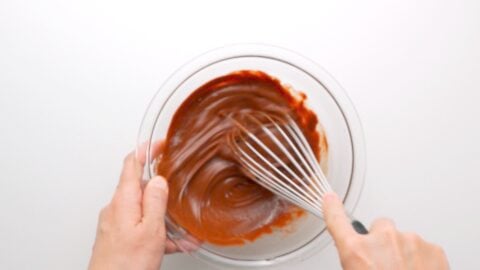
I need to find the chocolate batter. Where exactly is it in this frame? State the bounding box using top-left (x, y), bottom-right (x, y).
top-left (157, 70), bottom-right (326, 246)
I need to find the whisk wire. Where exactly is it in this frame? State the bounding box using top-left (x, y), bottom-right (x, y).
top-left (246, 127), bottom-right (324, 204)
top-left (267, 116), bottom-right (331, 197)
top-left (229, 112), bottom-right (368, 234)
top-left (242, 113), bottom-right (332, 199)
top-left (246, 166), bottom-right (322, 215)
top-left (234, 123), bottom-right (324, 212)
top-left (229, 113), bottom-right (332, 217)
top-left (285, 119), bottom-right (333, 194)
top-left (235, 146), bottom-right (323, 216)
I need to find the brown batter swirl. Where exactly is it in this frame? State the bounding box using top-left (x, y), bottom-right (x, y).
top-left (157, 70), bottom-right (326, 246)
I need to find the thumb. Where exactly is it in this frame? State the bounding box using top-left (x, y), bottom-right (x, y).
top-left (142, 176), bottom-right (169, 225)
top-left (323, 193), bottom-right (356, 246)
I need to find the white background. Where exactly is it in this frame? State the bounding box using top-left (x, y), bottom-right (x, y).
top-left (1, 0), bottom-right (479, 269)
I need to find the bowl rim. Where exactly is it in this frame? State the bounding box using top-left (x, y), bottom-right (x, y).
top-left (138, 43), bottom-right (367, 268)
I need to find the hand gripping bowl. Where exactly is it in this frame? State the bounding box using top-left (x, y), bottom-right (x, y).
top-left (137, 44), bottom-right (366, 269)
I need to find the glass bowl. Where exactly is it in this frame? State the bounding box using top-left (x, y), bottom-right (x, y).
top-left (137, 44), bottom-right (366, 269)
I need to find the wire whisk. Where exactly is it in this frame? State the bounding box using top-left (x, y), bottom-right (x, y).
top-left (228, 111), bottom-right (368, 234)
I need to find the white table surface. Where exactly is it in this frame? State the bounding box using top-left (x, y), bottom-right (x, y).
top-left (1, 0), bottom-right (479, 269)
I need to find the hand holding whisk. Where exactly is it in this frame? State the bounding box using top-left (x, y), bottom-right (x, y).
top-left (228, 111), bottom-right (368, 234)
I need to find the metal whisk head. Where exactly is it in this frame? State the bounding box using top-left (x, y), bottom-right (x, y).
top-left (228, 112), bottom-right (333, 218)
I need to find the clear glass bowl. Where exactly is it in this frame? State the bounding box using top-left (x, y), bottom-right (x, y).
top-left (137, 44), bottom-right (366, 269)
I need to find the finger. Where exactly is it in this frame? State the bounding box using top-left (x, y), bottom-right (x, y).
top-left (164, 237), bottom-right (202, 254)
top-left (136, 140), bottom-right (166, 166)
top-left (165, 240), bottom-right (180, 254)
top-left (117, 152), bottom-right (143, 192)
top-left (401, 232), bottom-right (423, 268)
top-left (142, 176), bottom-right (169, 227)
top-left (174, 239), bottom-right (202, 253)
top-left (112, 152), bottom-right (143, 222)
top-left (322, 192), bottom-right (356, 246)
top-left (370, 218), bottom-right (396, 233)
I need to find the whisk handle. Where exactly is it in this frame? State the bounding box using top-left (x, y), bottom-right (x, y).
top-left (351, 220), bottom-right (368, 234)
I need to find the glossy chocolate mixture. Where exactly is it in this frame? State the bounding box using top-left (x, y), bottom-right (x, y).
top-left (157, 70), bottom-right (327, 246)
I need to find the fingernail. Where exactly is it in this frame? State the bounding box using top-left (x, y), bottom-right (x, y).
top-left (323, 193), bottom-right (338, 203)
top-left (150, 176), bottom-right (167, 189)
